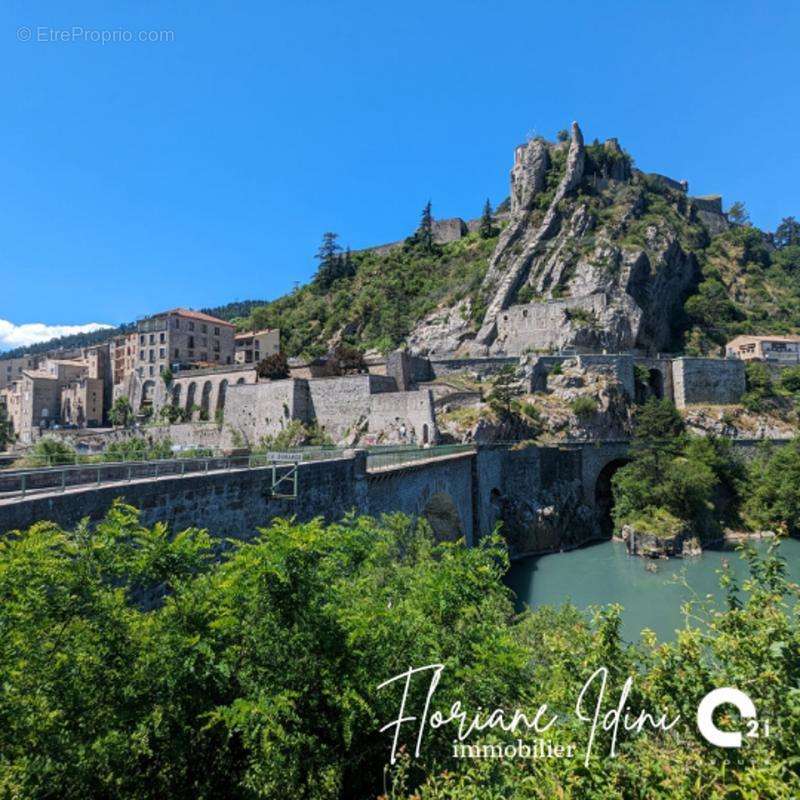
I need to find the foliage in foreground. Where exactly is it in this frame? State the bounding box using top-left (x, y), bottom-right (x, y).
top-left (0, 505), bottom-right (798, 799)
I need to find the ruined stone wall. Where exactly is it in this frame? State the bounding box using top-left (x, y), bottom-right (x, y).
top-left (429, 356), bottom-right (518, 379)
top-left (385, 350), bottom-right (434, 390)
top-left (494, 294), bottom-right (609, 355)
top-left (576, 354), bottom-right (636, 399)
top-left (148, 422), bottom-right (236, 451)
top-left (671, 357), bottom-right (746, 408)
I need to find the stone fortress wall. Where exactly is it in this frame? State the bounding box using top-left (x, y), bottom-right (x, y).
top-left (671, 357), bottom-right (746, 409)
top-left (494, 293), bottom-right (610, 354)
top-left (521, 352), bottom-right (744, 408)
top-left (168, 371), bottom-right (437, 449)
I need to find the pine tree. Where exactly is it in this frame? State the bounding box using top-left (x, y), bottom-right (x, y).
top-left (727, 201), bottom-right (750, 226)
top-left (417, 201), bottom-right (434, 252)
top-left (775, 216), bottom-right (800, 249)
top-left (479, 199), bottom-right (495, 239)
top-left (488, 366), bottom-right (519, 418)
top-left (315, 232), bottom-right (342, 289)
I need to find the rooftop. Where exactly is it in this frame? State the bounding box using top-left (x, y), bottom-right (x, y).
top-left (235, 328), bottom-right (277, 340)
top-left (728, 334), bottom-right (800, 345)
top-left (152, 307), bottom-right (235, 328)
top-left (22, 370), bottom-right (57, 381)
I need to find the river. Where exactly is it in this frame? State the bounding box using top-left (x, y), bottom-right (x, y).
top-left (505, 537), bottom-right (800, 642)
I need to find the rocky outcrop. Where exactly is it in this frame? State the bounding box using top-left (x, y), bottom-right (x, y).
top-left (406, 299), bottom-right (475, 356)
top-left (475, 122), bottom-right (586, 346)
top-left (407, 122), bottom-right (718, 358)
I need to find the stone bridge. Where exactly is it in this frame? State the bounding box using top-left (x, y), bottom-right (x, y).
top-left (0, 440), bottom-right (785, 552)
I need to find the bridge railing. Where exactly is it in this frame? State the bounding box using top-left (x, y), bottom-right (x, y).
top-left (0, 450), bottom-right (346, 501)
top-left (366, 443), bottom-right (476, 471)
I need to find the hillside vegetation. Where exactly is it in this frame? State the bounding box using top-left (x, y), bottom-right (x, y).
top-left (237, 229), bottom-right (498, 358)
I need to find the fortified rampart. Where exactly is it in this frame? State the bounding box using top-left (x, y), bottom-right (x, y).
top-left (671, 357), bottom-right (746, 409)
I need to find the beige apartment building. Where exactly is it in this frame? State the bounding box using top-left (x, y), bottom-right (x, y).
top-left (131, 308), bottom-right (235, 409)
top-left (726, 335), bottom-right (800, 363)
top-left (234, 328), bottom-right (280, 364)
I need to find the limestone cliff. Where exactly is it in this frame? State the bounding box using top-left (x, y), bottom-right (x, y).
top-left (410, 122), bottom-right (730, 358)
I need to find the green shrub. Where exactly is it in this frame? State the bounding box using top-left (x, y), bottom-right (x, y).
top-left (2, 503), bottom-right (799, 798)
top-left (780, 365), bottom-right (800, 394)
top-left (570, 396), bottom-right (597, 418)
top-left (105, 437), bottom-right (173, 462)
top-left (22, 437), bottom-right (76, 467)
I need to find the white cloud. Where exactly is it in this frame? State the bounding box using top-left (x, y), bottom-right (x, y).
top-left (0, 319), bottom-right (114, 351)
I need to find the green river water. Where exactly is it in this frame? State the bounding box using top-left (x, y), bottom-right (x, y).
top-left (505, 537), bottom-right (800, 643)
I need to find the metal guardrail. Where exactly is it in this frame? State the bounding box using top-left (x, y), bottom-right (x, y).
top-left (365, 443), bottom-right (476, 470)
top-left (0, 449), bottom-right (352, 501)
top-left (0, 444), bottom-right (483, 501)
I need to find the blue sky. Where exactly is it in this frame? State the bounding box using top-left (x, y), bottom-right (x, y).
top-left (1, 0), bottom-right (798, 348)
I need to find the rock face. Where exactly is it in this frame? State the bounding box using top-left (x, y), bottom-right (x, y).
top-left (406, 299), bottom-right (475, 357)
top-left (409, 122), bottom-right (727, 358)
top-left (476, 122), bottom-right (586, 345)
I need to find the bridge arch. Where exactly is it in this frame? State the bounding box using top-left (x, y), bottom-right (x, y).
top-left (594, 457), bottom-right (631, 536)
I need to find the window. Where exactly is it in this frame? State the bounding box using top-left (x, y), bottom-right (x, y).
top-left (159, 348), bottom-right (166, 359)
top-left (149, 366), bottom-right (155, 377)
top-left (159, 332), bottom-right (165, 343)
top-left (188, 321), bottom-right (195, 331)
top-left (139, 350), bottom-right (145, 360)
top-left (201, 324), bottom-right (207, 333)
top-left (174, 348), bottom-right (180, 359)
top-left (214, 326), bottom-right (220, 335)
top-left (188, 336), bottom-right (195, 348)
top-left (173, 318), bottom-right (180, 330)
top-left (200, 352), bottom-right (208, 361)
top-left (139, 335), bottom-right (145, 345)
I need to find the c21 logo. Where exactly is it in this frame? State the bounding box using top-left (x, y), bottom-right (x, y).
top-left (696, 688), bottom-right (770, 747)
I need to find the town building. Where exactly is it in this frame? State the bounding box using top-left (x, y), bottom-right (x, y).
top-left (132, 308), bottom-right (235, 409)
top-left (234, 328), bottom-right (280, 364)
top-left (0, 356), bottom-right (109, 444)
top-left (0, 356), bottom-right (37, 391)
top-left (725, 335), bottom-right (800, 363)
top-left (111, 333), bottom-right (138, 386)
